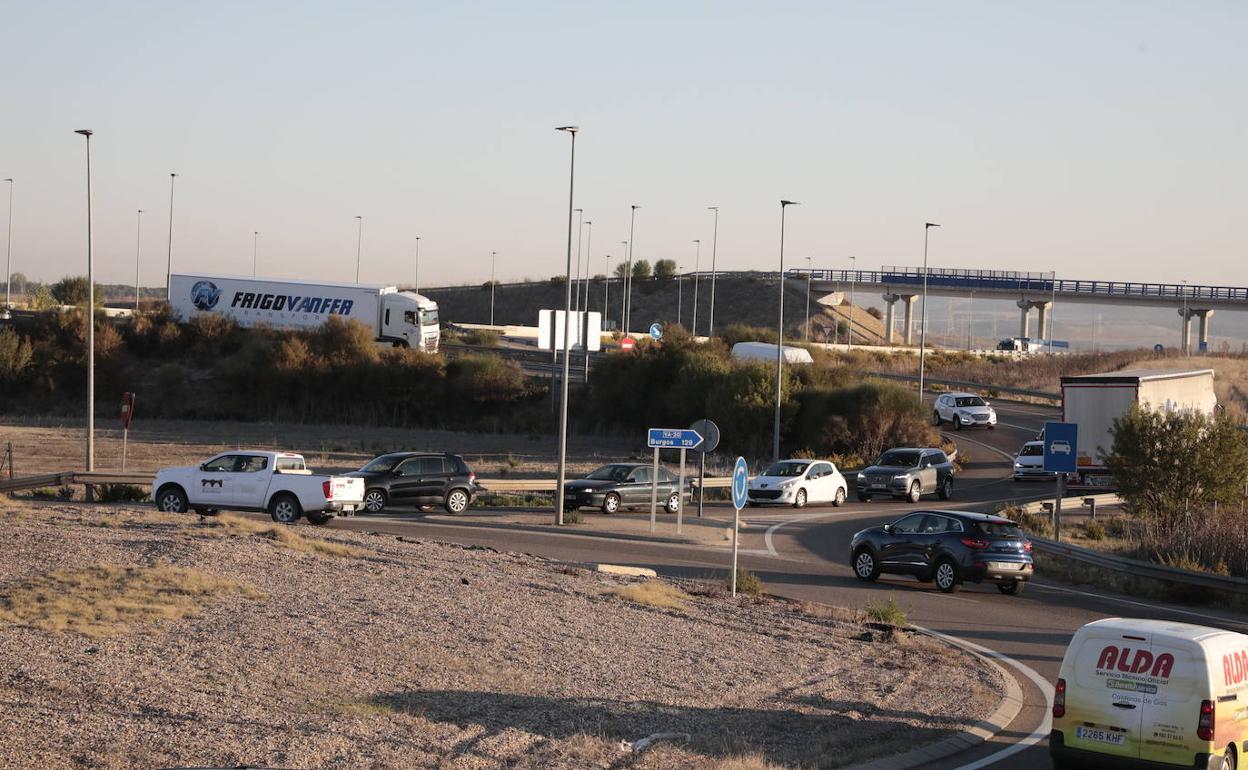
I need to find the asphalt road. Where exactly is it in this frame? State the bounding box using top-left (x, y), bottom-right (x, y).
top-left (321, 399), bottom-right (1248, 770)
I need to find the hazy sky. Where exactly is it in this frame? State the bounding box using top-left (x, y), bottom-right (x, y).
top-left (2, 1), bottom-right (1244, 290)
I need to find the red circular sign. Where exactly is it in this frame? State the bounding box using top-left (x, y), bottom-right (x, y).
top-left (619, 336), bottom-right (636, 352)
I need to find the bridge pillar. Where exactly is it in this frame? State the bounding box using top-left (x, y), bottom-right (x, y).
top-left (882, 293), bottom-right (900, 344)
top-left (1016, 299), bottom-right (1032, 338)
top-left (1196, 309), bottom-right (1214, 353)
top-left (1177, 308), bottom-right (1194, 354)
top-left (900, 294), bottom-right (917, 346)
top-left (1034, 301), bottom-right (1052, 341)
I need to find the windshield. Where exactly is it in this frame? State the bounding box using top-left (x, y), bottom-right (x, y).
top-left (1018, 444), bottom-right (1043, 457)
top-left (420, 308), bottom-right (439, 327)
top-left (361, 454), bottom-right (404, 473)
top-left (876, 450), bottom-right (920, 468)
top-left (763, 462), bottom-right (808, 477)
top-left (586, 464), bottom-right (633, 481)
top-left (955, 396), bottom-right (986, 408)
top-left (977, 520), bottom-right (1026, 539)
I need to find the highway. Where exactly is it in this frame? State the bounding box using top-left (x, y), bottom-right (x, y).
top-left (320, 398), bottom-right (1248, 769)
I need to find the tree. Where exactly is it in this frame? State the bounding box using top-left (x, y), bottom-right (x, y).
top-left (50, 276), bottom-right (104, 307)
top-left (613, 262), bottom-right (630, 279)
top-left (654, 259), bottom-right (677, 280)
top-left (28, 285), bottom-right (56, 311)
top-left (0, 328), bottom-right (33, 381)
top-left (8, 272), bottom-right (28, 297)
top-left (631, 259), bottom-right (652, 279)
top-left (1106, 405), bottom-right (1248, 522)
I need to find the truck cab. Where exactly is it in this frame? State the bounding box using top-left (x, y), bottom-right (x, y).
top-left (381, 291), bottom-right (439, 351)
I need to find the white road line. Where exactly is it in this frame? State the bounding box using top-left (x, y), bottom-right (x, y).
top-left (997, 421), bottom-right (1042, 433)
top-left (1029, 582), bottom-right (1248, 630)
top-left (944, 432), bottom-right (1018, 463)
top-left (916, 625), bottom-right (1053, 770)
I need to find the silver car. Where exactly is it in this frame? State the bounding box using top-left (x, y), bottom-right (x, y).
top-left (856, 448), bottom-right (955, 503)
top-left (933, 392), bottom-right (997, 430)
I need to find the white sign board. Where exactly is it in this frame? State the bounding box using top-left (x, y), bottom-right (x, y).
top-left (538, 310), bottom-right (602, 351)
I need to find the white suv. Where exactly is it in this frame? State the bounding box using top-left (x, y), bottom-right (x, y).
top-left (933, 392), bottom-right (997, 430)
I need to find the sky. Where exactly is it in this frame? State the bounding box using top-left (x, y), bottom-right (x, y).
top-left (1, 1), bottom-right (1245, 291)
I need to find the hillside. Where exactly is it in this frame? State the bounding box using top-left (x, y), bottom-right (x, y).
top-left (419, 275), bottom-right (886, 342)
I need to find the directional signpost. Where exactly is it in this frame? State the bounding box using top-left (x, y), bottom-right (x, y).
top-left (1044, 421), bottom-right (1079, 542)
top-left (690, 419), bottom-right (721, 518)
top-left (647, 427), bottom-right (704, 533)
top-left (730, 456), bottom-right (749, 597)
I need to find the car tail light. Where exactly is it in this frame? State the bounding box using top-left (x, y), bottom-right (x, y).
top-left (322, 480), bottom-right (333, 499)
top-left (1197, 699), bottom-right (1214, 741)
top-left (1053, 678), bottom-right (1066, 718)
top-left (1023, 542), bottom-right (1033, 553)
top-left (468, 471), bottom-right (476, 484)
top-left (960, 537), bottom-right (990, 550)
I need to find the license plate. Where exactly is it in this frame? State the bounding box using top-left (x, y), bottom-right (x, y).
top-left (989, 562), bottom-right (1023, 570)
top-left (871, 484), bottom-right (887, 490)
top-left (1076, 727), bottom-right (1125, 746)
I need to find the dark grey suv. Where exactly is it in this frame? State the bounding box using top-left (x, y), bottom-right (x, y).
top-left (856, 447), bottom-right (954, 503)
top-left (346, 452), bottom-right (478, 514)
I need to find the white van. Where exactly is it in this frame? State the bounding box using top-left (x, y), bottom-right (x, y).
top-left (1051, 618), bottom-right (1248, 770)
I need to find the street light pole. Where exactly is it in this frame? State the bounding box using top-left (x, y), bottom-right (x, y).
top-left (677, 265), bottom-right (684, 327)
top-left (582, 221), bottom-right (592, 313)
top-left (625, 205), bottom-right (639, 334)
top-left (413, 236), bottom-right (421, 295)
top-left (134, 209), bottom-right (143, 312)
top-left (573, 209), bottom-right (584, 313)
top-left (76, 130), bottom-right (96, 473)
top-left (165, 173), bottom-right (176, 302)
top-left (773, 200), bottom-right (798, 463)
top-left (554, 125), bottom-right (579, 527)
top-left (490, 250), bottom-right (497, 326)
top-left (804, 256), bottom-right (812, 343)
top-left (917, 223), bottom-right (940, 404)
top-left (848, 255), bottom-right (857, 351)
top-left (353, 216), bottom-right (363, 282)
top-left (707, 206), bottom-right (720, 337)
top-left (252, 231), bottom-right (259, 277)
top-left (3, 178), bottom-right (13, 314)
top-left (619, 240), bottom-right (627, 331)
top-left (603, 254), bottom-right (611, 325)
top-left (690, 239), bottom-right (701, 336)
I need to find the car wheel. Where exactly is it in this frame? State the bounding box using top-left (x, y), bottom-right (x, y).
top-left (793, 488), bottom-right (807, 509)
top-left (833, 487), bottom-right (846, 507)
top-left (269, 493), bottom-right (301, 524)
top-left (601, 492), bottom-right (621, 515)
top-left (1218, 746), bottom-right (1236, 770)
top-left (932, 410), bottom-right (942, 426)
top-left (987, 424), bottom-right (995, 430)
top-left (955, 418), bottom-right (964, 431)
top-left (857, 492), bottom-right (871, 502)
top-left (907, 480), bottom-right (922, 503)
top-left (305, 509), bottom-right (333, 526)
top-left (853, 549), bottom-right (880, 582)
top-left (444, 488), bottom-right (470, 514)
top-left (156, 485), bottom-right (188, 514)
top-left (998, 581), bottom-right (1025, 596)
top-left (665, 492), bottom-right (681, 514)
top-left (363, 489), bottom-right (387, 513)
top-left (937, 477), bottom-right (952, 501)
top-left (934, 559), bottom-right (960, 593)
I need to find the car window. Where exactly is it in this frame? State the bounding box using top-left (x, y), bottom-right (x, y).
top-left (450, 456), bottom-right (470, 475)
top-left (631, 468), bottom-right (650, 483)
top-left (955, 396), bottom-right (986, 407)
top-left (764, 461), bottom-right (807, 477)
top-left (587, 464), bottom-right (631, 481)
top-left (921, 453), bottom-right (937, 468)
top-left (976, 520), bottom-right (1026, 538)
top-left (237, 455), bottom-right (268, 473)
top-left (361, 454), bottom-right (403, 473)
top-left (922, 515), bottom-right (962, 533)
top-left (659, 469), bottom-right (677, 483)
top-left (890, 514), bottom-right (925, 535)
top-left (202, 455), bottom-right (239, 472)
top-left (877, 450), bottom-right (920, 467)
top-left (395, 458), bottom-right (423, 476)
top-left (808, 462), bottom-right (827, 478)
top-left (419, 457), bottom-right (447, 475)
top-left (275, 456), bottom-right (305, 471)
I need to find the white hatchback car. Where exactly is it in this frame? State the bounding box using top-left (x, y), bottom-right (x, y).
top-left (747, 459), bottom-right (847, 508)
top-left (933, 392), bottom-right (997, 430)
top-left (1012, 440), bottom-right (1056, 481)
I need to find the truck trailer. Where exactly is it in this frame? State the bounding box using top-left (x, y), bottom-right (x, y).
top-left (169, 273), bottom-right (439, 351)
top-left (1060, 368), bottom-right (1216, 489)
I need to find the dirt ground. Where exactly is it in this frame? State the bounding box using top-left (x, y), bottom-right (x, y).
top-left (0, 498), bottom-right (1003, 770)
top-left (0, 416), bottom-right (642, 478)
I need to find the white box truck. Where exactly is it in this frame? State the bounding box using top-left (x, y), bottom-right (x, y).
top-left (169, 273), bottom-right (439, 351)
top-left (1060, 368), bottom-right (1216, 489)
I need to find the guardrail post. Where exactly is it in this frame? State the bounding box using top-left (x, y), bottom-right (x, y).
top-left (1083, 497), bottom-right (1096, 520)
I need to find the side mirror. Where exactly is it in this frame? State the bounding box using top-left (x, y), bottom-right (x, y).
top-left (883, 524), bottom-right (892, 534)
top-left (626, 477), bottom-right (638, 483)
top-left (393, 469), bottom-right (405, 477)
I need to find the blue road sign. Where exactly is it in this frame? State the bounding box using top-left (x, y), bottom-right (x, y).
top-left (647, 428), bottom-right (703, 450)
top-left (649, 323), bottom-right (663, 341)
top-left (1043, 421), bottom-right (1078, 474)
top-left (732, 457), bottom-right (749, 510)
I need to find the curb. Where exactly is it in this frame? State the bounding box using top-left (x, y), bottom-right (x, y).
top-left (416, 515), bottom-right (702, 546)
top-left (839, 630), bottom-right (1026, 770)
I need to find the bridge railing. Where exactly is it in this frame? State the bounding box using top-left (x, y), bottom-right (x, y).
top-left (786, 267), bottom-right (1248, 302)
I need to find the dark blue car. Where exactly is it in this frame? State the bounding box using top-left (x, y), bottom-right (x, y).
top-left (850, 510), bottom-right (1034, 595)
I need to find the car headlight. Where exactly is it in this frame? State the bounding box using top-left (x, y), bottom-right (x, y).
top-left (892, 474), bottom-right (908, 482)
top-left (1014, 462), bottom-right (1023, 468)
top-left (780, 480), bottom-right (795, 488)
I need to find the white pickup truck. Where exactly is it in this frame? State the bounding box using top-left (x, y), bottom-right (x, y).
top-left (151, 451), bottom-right (365, 525)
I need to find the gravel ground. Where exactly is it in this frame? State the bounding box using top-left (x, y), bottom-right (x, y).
top-left (0, 498), bottom-right (1004, 770)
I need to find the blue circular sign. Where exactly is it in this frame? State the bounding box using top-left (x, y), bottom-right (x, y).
top-left (649, 322), bottom-right (663, 341)
top-left (732, 456), bottom-right (749, 510)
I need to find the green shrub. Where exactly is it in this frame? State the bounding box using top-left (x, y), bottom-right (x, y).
top-left (1082, 519), bottom-right (1107, 541)
top-left (446, 354), bottom-right (526, 403)
top-left (460, 328), bottom-right (501, 347)
top-left (28, 284), bottom-right (56, 311)
top-left (864, 597), bottom-right (908, 626)
top-left (96, 484), bottom-right (149, 503)
top-left (0, 328), bottom-right (33, 381)
top-left (728, 568), bottom-right (763, 596)
top-left (1002, 503), bottom-right (1053, 538)
top-left (29, 487), bottom-right (60, 500)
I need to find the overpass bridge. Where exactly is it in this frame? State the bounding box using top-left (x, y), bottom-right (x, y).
top-left (787, 266), bottom-right (1247, 352)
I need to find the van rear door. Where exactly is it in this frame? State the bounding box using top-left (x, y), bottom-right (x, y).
top-left (1139, 637), bottom-right (1204, 766)
top-left (1066, 629), bottom-right (1148, 761)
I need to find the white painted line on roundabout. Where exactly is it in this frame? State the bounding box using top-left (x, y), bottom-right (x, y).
top-left (915, 624), bottom-right (1054, 770)
top-left (1029, 582), bottom-right (1248, 631)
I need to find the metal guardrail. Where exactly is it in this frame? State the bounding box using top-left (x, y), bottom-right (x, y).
top-left (867, 371), bottom-right (1061, 403)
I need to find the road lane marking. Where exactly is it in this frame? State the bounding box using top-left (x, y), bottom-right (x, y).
top-left (1029, 582), bottom-right (1248, 631)
top-left (916, 625), bottom-right (1053, 770)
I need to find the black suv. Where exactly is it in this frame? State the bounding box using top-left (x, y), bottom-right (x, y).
top-left (346, 452), bottom-right (478, 514)
top-left (856, 447), bottom-right (955, 502)
top-left (849, 510), bottom-right (1034, 595)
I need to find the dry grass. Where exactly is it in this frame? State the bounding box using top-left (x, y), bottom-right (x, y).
top-left (199, 513), bottom-right (360, 558)
top-left (0, 562), bottom-right (264, 637)
top-left (712, 755), bottom-right (791, 770)
top-left (609, 580), bottom-right (691, 611)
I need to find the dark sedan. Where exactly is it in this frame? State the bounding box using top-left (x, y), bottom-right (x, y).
top-left (849, 510), bottom-right (1034, 595)
top-left (345, 452), bottom-right (479, 514)
top-left (563, 463), bottom-right (690, 514)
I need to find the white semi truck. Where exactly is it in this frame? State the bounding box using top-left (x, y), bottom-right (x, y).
top-left (169, 273), bottom-right (439, 351)
top-left (1060, 368), bottom-right (1216, 489)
